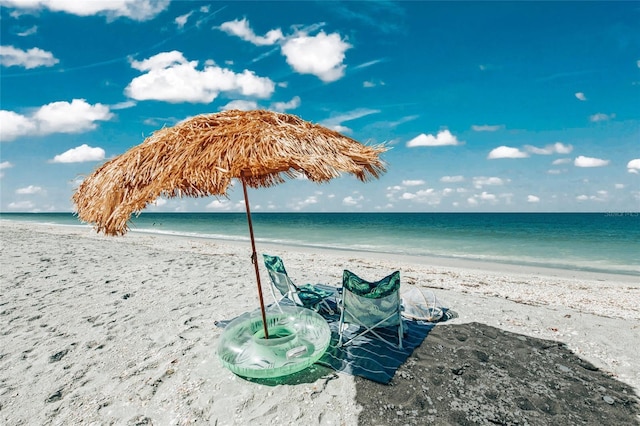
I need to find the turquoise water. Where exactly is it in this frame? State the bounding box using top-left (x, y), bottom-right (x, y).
top-left (2, 212), bottom-right (638, 276)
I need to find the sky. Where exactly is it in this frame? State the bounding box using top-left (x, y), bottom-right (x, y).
top-left (1, 0), bottom-right (639, 214)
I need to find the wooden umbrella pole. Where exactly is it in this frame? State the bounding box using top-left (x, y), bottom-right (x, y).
top-left (242, 179), bottom-right (269, 339)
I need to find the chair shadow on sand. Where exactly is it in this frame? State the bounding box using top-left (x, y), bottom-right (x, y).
top-left (354, 322), bottom-right (640, 425)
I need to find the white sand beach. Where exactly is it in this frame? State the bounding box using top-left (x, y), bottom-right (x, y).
top-left (1, 220), bottom-right (638, 425)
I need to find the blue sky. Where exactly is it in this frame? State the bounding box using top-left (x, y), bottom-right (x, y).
top-left (1, 1), bottom-right (639, 213)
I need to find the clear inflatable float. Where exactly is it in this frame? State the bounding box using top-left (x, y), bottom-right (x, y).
top-left (218, 305), bottom-right (331, 379)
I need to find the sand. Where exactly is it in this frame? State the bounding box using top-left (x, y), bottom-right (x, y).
top-left (0, 220), bottom-right (638, 425)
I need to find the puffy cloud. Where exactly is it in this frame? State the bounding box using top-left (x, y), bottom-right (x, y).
top-left (34, 99), bottom-right (114, 134)
top-left (51, 144), bottom-right (105, 163)
top-left (16, 185), bottom-right (43, 194)
top-left (627, 159), bottom-right (640, 174)
top-left (270, 96), bottom-right (301, 112)
top-left (281, 31), bottom-right (351, 82)
top-left (402, 179), bottom-right (425, 186)
top-left (0, 110), bottom-right (37, 141)
top-left (406, 130), bottom-right (462, 147)
top-left (471, 124), bottom-right (503, 132)
top-left (0, 161), bottom-right (13, 178)
top-left (220, 100), bottom-right (259, 111)
top-left (574, 155), bottom-right (609, 168)
top-left (217, 19), bottom-right (351, 83)
top-left (343, 195), bottom-right (363, 206)
top-left (473, 176), bottom-right (506, 188)
top-left (527, 195), bottom-right (540, 203)
top-left (479, 191), bottom-right (496, 201)
top-left (440, 175), bottom-right (464, 183)
top-left (525, 142), bottom-right (573, 155)
top-left (0, 0), bottom-right (170, 21)
top-left (589, 113), bottom-right (615, 122)
top-left (0, 45), bottom-right (58, 69)
top-left (552, 158), bottom-right (572, 165)
top-left (206, 199), bottom-right (233, 210)
top-left (218, 18), bottom-right (284, 46)
top-left (487, 146), bottom-right (529, 159)
top-left (126, 51), bottom-right (275, 103)
top-left (575, 92), bottom-right (587, 101)
top-left (291, 195), bottom-right (320, 210)
top-left (399, 188), bottom-right (442, 205)
top-left (1, 99), bottom-right (113, 142)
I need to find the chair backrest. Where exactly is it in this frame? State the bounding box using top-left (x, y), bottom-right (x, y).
top-left (342, 270), bottom-right (401, 328)
top-left (263, 254), bottom-right (302, 304)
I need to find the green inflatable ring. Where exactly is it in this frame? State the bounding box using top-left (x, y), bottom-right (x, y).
top-left (218, 305), bottom-right (331, 379)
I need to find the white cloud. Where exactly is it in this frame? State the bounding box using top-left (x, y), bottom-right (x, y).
top-left (16, 185), bottom-right (43, 194)
top-left (35, 99), bottom-right (114, 135)
top-left (17, 26), bottom-right (38, 37)
top-left (440, 175), bottom-right (464, 183)
top-left (51, 144), bottom-right (105, 163)
top-left (270, 96), bottom-right (301, 112)
top-left (320, 108), bottom-right (380, 133)
top-left (8, 200), bottom-right (35, 210)
top-left (576, 192), bottom-right (607, 202)
top-left (206, 199), bottom-right (232, 210)
top-left (110, 100), bottom-right (137, 110)
top-left (402, 179), bottom-right (425, 186)
top-left (342, 195), bottom-right (363, 206)
top-left (174, 11), bottom-right (193, 29)
top-left (575, 92), bottom-right (587, 101)
top-left (0, 161), bottom-right (12, 170)
top-left (291, 195), bottom-right (319, 210)
top-left (589, 113), bottom-right (615, 122)
top-left (525, 142), bottom-right (573, 155)
top-left (220, 100), bottom-right (259, 111)
top-left (406, 130), bottom-right (462, 147)
top-left (627, 158), bottom-right (640, 174)
top-left (473, 176), bottom-right (506, 188)
top-left (401, 188), bottom-right (441, 205)
top-left (480, 191), bottom-right (496, 201)
top-left (0, 110), bottom-right (37, 141)
top-left (471, 124), bottom-right (503, 132)
top-left (0, 0), bottom-right (170, 21)
top-left (487, 146), bottom-right (529, 159)
top-left (1, 99), bottom-right (113, 142)
top-left (574, 155), bottom-right (609, 168)
top-left (552, 158), bottom-right (572, 165)
top-left (527, 195), bottom-right (540, 203)
top-left (218, 18), bottom-right (284, 46)
top-left (126, 51), bottom-right (275, 103)
top-left (0, 45), bottom-right (58, 69)
top-left (281, 31), bottom-right (351, 82)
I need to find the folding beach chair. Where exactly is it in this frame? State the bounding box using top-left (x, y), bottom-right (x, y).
top-left (338, 269), bottom-right (404, 349)
top-left (263, 254), bottom-right (336, 314)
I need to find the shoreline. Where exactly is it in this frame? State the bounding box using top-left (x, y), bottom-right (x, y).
top-left (1, 220), bottom-right (638, 424)
top-left (3, 217), bottom-right (638, 283)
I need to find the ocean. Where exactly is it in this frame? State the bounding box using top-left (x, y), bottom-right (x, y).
top-left (2, 212), bottom-right (638, 276)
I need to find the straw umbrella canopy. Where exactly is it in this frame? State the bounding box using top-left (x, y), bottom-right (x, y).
top-left (73, 109), bottom-right (387, 337)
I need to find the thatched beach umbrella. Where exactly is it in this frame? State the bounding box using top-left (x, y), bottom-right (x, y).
top-left (73, 109), bottom-right (386, 338)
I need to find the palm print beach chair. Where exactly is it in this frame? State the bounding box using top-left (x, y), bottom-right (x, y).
top-left (263, 254), bottom-right (336, 314)
top-left (338, 269), bottom-right (404, 349)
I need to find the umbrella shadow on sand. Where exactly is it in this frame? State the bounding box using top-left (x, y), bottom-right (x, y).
top-left (354, 322), bottom-right (639, 425)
